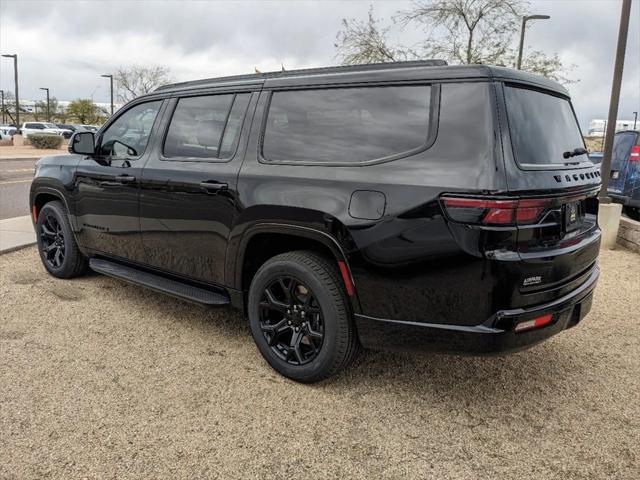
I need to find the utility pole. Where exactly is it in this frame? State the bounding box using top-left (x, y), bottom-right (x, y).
top-left (517, 15), bottom-right (551, 70)
top-left (1, 54), bottom-right (19, 127)
top-left (101, 74), bottom-right (114, 116)
top-left (40, 87), bottom-right (50, 122)
top-left (600, 0), bottom-right (632, 202)
top-left (633, 112), bottom-right (638, 130)
top-left (0, 90), bottom-right (4, 124)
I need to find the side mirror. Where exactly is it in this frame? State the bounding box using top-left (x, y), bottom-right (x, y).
top-left (69, 131), bottom-right (95, 155)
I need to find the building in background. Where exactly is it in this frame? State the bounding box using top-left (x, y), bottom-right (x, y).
top-left (587, 119), bottom-right (636, 137)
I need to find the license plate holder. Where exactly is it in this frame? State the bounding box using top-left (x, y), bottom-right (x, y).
top-left (564, 201), bottom-right (582, 232)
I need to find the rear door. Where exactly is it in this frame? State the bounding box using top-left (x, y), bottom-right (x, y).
top-left (499, 83), bottom-right (601, 306)
top-left (139, 91), bottom-right (256, 285)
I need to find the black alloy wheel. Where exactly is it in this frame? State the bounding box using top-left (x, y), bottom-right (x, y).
top-left (39, 212), bottom-right (66, 269)
top-left (248, 250), bottom-right (360, 383)
top-left (36, 201), bottom-right (89, 279)
top-left (259, 276), bottom-right (325, 365)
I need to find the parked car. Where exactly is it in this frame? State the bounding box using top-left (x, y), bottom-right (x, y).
top-left (607, 130), bottom-right (640, 220)
top-left (0, 124), bottom-right (18, 137)
top-left (21, 122), bottom-right (72, 139)
top-left (78, 124), bottom-right (99, 132)
top-left (30, 61), bottom-right (601, 382)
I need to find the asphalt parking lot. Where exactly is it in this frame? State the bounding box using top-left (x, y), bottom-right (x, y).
top-left (1, 246), bottom-right (639, 479)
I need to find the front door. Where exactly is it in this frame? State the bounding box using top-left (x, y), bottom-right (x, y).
top-left (73, 100), bottom-right (164, 263)
top-left (139, 91), bottom-right (256, 285)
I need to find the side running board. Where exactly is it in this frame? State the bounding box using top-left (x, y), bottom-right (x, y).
top-left (89, 258), bottom-right (230, 307)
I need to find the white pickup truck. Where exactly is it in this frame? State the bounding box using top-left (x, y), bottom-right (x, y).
top-left (20, 122), bottom-right (73, 139)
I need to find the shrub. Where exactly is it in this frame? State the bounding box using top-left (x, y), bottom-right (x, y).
top-left (29, 133), bottom-right (64, 149)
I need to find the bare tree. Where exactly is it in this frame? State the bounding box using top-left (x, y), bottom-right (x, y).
top-left (398, 0), bottom-right (525, 65)
top-left (114, 65), bottom-right (172, 103)
top-left (335, 7), bottom-right (417, 64)
top-left (335, 1), bottom-right (575, 83)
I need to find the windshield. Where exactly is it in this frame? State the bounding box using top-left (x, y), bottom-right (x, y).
top-left (505, 85), bottom-right (588, 169)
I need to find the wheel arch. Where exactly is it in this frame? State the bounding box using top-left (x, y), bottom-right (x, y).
top-left (230, 223), bottom-right (361, 314)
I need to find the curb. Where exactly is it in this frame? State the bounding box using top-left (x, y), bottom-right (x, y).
top-left (0, 157), bottom-right (43, 161)
top-left (0, 241), bottom-right (36, 255)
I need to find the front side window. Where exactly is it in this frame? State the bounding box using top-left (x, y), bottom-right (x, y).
top-left (98, 101), bottom-right (162, 158)
top-left (262, 85), bottom-right (431, 164)
top-left (163, 93), bottom-right (250, 159)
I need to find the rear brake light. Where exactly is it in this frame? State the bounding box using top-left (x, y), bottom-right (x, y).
top-left (629, 145), bottom-right (640, 162)
top-left (442, 197), bottom-right (551, 226)
top-left (515, 314), bottom-right (554, 332)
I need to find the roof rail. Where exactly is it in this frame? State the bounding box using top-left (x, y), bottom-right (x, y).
top-left (155, 60), bottom-right (448, 92)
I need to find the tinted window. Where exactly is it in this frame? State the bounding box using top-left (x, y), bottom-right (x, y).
top-left (611, 132), bottom-right (636, 169)
top-left (163, 93), bottom-right (250, 160)
top-left (263, 86), bottom-right (431, 163)
top-left (98, 101), bottom-right (161, 158)
top-left (505, 86), bottom-right (587, 168)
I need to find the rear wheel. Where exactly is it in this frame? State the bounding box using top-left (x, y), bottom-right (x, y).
top-left (36, 201), bottom-right (89, 278)
top-left (624, 206), bottom-right (640, 221)
top-left (248, 251), bottom-right (359, 383)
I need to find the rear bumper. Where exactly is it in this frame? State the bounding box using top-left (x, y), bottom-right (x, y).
top-left (355, 264), bottom-right (599, 355)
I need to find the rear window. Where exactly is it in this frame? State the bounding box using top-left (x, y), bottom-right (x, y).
top-left (262, 85), bottom-right (431, 164)
top-left (611, 132), bottom-right (637, 168)
top-left (504, 85), bottom-right (588, 169)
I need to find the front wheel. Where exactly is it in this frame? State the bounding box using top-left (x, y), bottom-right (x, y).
top-left (247, 251), bottom-right (360, 383)
top-left (36, 201), bottom-right (89, 278)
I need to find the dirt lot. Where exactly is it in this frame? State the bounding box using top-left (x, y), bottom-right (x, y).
top-left (1, 247), bottom-right (638, 479)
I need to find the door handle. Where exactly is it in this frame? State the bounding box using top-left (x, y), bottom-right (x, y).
top-left (116, 174), bottom-right (136, 183)
top-left (200, 181), bottom-right (228, 193)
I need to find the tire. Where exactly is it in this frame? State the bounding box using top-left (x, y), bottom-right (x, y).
top-left (624, 206), bottom-right (640, 222)
top-left (248, 251), bottom-right (360, 383)
top-left (36, 200), bottom-right (89, 278)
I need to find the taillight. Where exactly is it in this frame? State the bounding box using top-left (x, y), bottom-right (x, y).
top-left (629, 145), bottom-right (640, 162)
top-left (442, 197), bottom-right (551, 226)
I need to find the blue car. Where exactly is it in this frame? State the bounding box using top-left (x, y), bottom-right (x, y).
top-left (608, 130), bottom-right (640, 221)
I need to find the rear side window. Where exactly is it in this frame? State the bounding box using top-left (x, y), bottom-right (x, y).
top-left (163, 93), bottom-right (250, 160)
top-left (504, 85), bottom-right (588, 169)
top-left (262, 85), bottom-right (431, 164)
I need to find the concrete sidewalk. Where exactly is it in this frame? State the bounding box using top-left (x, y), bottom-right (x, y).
top-left (0, 215), bottom-right (36, 254)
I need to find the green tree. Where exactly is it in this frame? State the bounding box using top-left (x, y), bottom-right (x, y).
top-left (336, 1), bottom-right (575, 84)
top-left (67, 99), bottom-right (99, 124)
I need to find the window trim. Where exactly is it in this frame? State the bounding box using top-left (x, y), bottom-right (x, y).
top-left (258, 83), bottom-right (440, 167)
top-left (95, 98), bottom-right (164, 161)
top-left (159, 91), bottom-right (252, 164)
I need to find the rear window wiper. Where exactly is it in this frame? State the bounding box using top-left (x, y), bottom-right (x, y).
top-left (563, 147), bottom-right (588, 159)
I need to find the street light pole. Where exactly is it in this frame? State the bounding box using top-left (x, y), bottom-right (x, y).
top-left (0, 90), bottom-right (4, 124)
top-left (1, 54), bottom-right (19, 127)
top-left (517, 14), bottom-right (551, 70)
top-left (600, 0), bottom-right (632, 202)
top-left (101, 74), bottom-right (114, 116)
top-left (40, 87), bottom-right (50, 122)
top-left (633, 112), bottom-right (638, 130)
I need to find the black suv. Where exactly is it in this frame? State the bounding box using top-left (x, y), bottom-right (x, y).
top-left (30, 61), bottom-right (601, 382)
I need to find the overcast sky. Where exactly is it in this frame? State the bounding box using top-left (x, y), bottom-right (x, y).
top-left (1, 0), bottom-right (638, 130)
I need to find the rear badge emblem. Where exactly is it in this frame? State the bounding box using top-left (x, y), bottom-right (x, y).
top-left (523, 275), bottom-right (542, 287)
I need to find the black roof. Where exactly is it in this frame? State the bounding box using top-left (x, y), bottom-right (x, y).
top-left (154, 60), bottom-right (568, 97)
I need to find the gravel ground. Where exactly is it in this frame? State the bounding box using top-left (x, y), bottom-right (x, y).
top-left (1, 246), bottom-right (639, 479)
